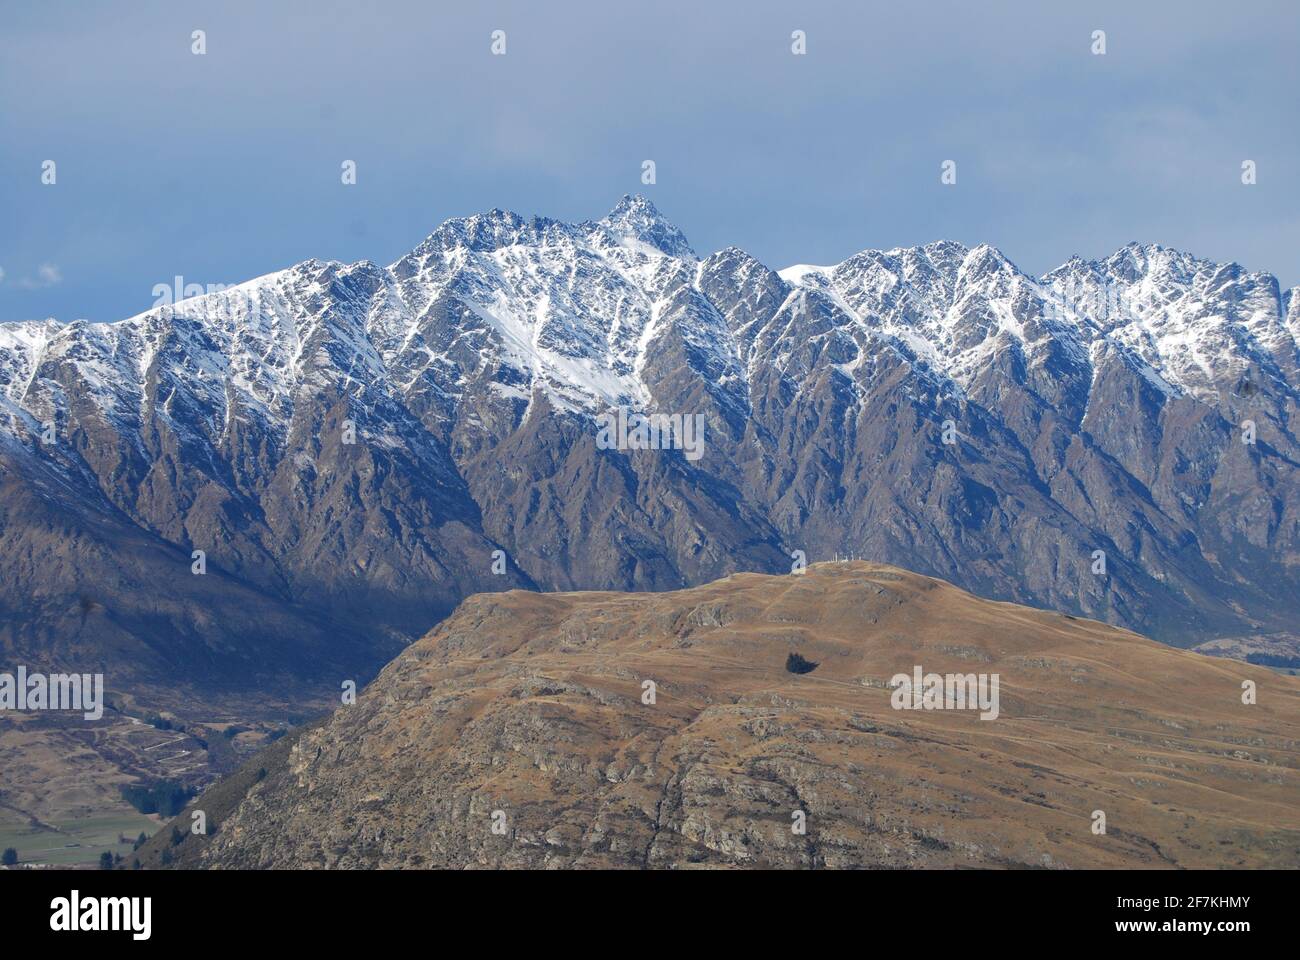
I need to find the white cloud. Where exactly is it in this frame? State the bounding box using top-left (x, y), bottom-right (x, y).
top-left (16, 263), bottom-right (63, 289)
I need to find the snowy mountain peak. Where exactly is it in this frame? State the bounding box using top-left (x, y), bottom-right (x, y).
top-left (402, 207), bottom-right (575, 261)
top-left (595, 194), bottom-right (695, 259)
top-left (958, 242), bottom-right (1019, 279)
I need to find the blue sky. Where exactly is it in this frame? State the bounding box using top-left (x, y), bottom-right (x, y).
top-left (2, 0), bottom-right (1297, 322)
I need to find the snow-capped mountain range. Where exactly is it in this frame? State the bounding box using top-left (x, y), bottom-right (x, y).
top-left (8, 197), bottom-right (1295, 432)
top-left (2, 196), bottom-right (1297, 698)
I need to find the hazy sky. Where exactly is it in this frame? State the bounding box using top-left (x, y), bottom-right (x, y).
top-left (2, 0), bottom-right (1297, 322)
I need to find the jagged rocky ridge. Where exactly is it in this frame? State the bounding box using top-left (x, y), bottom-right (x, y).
top-left (2, 197), bottom-right (1298, 695)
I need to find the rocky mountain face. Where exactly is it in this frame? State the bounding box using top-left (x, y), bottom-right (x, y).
top-left (159, 563), bottom-right (1300, 869)
top-left (2, 197), bottom-right (1299, 699)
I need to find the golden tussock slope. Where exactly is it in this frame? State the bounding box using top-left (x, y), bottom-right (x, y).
top-left (186, 563), bottom-right (1300, 869)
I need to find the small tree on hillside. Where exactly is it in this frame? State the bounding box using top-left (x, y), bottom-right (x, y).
top-left (785, 652), bottom-right (819, 674)
top-left (1, 848), bottom-right (17, 866)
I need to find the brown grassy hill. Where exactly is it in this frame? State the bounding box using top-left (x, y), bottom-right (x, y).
top-left (167, 562), bottom-right (1300, 869)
